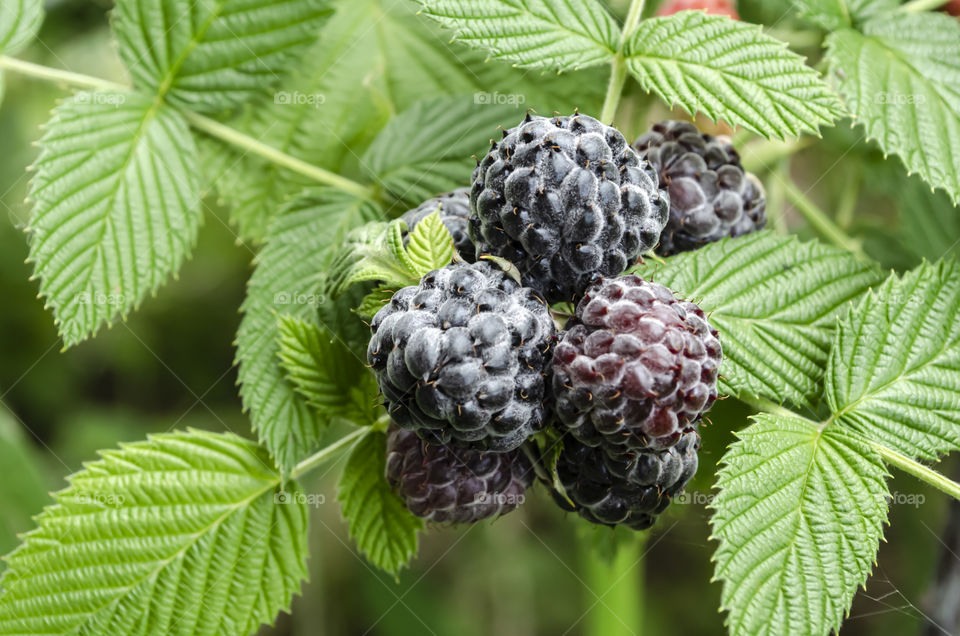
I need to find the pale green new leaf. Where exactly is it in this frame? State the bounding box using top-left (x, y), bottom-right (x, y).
top-left (276, 314), bottom-right (378, 425)
top-left (112, 0), bottom-right (332, 113)
top-left (237, 189), bottom-right (383, 473)
top-left (362, 96), bottom-right (521, 209)
top-left (0, 0), bottom-right (43, 54)
top-left (624, 12), bottom-right (844, 139)
top-left (631, 232), bottom-right (882, 406)
top-left (416, 0), bottom-right (619, 71)
top-left (712, 414), bottom-right (888, 636)
top-left (326, 221), bottom-right (419, 297)
top-left (826, 12), bottom-right (960, 204)
top-left (27, 91), bottom-right (202, 346)
top-left (0, 429), bottom-right (309, 635)
top-left (405, 212), bottom-right (456, 276)
top-left (356, 284), bottom-right (397, 319)
top-left (338, 432), bottom-right (422, 576)
top-left (826, 261), bottom-right (960, 460)
top-left (789, 0), bottom-right (897, 31)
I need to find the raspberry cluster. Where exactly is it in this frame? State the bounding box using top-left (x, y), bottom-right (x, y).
top-left (633, 120), bottom-right (766, 256)
top-left (364, 114), bottom-right (738, 529)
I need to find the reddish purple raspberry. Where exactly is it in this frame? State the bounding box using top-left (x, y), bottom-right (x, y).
top-left (552, 275), bottom-right (721, 453)
top-left (385, 426), bottom-right (533, 524)
top-left (633, 120), bottom-right (766, 256)
top-left (552, 431), bottom-right (700, 530)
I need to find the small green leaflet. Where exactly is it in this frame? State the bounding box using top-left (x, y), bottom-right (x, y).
top-left (276, 314), bottom-right (378, 426)
top-left (0, 0), bottom-right (43, 55)
top-left (356, 284), bottom-right (398, 319)
top-left (624, 12), bottom-right (844, 139)
top-left (112, 0), bottom-right (333, 113)
top-left (711, 414), bottom-right (888, 636)
top-left (338, 431), bottom-right (422, 576)
top-left (329, 213), bottom-right (456, 297)
top-left (27, 91), bottom-right (202, 346)
top-left (630, 232), bottom-right (882, 407)
top-left (826, 12), bottom-right (960, 204)
top-left (0, 429), bottom-right (309, 635)
top-left (789, 0), bottom-right (898, 31)
top-left (826, 261), bottom-right (960, 460)
top-left (362, 96), bottom-right (520, 208)
top-left (237, 189), bottom-right (383, 474)
top-left (416, 0), bottom-right (619, 71)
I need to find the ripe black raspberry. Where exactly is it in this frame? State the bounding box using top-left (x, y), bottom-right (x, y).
top-left (385, 426), bottom-right (533, 524)
top-left (469, 113), bottom-right (669, 303)
top-left (552, 431), bottom-right (699, 530)
top-left (367, 260), bottom-right (556, 452)
top-left (552, 275), bottom-right (721, 453)
top-left (633, 120), bottom-right (766, 256)
top-left (402, 188), bottom-right (475, 261)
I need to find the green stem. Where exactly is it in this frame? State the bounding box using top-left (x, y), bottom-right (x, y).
top-left (290, 426), bottom-right (372, 480)
top-left (583, 533), bottom-right (646, 636)
top-left (871, 443), bottom-right (960, 502)
top-left (740, 137), bottom-right (813, 175)
top-left (900, 0), bottom-right (949, 12)
top-left (0, 55), bottom-right (374, 200)
top-left (782, 178), bottom-right (866, 258)
top-left (599, 0), bottom-right (646, 123)
top-left (736, 393), bottom-right (806, 421)
top-left (765, 160), bottom-right (789, 234)
top-left (835, 166), bottom-right (861, 230)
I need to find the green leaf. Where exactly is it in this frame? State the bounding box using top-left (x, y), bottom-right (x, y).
top-left (27, 91), bottom-right (202, 346)
top-left (338, 431), bottom-right (422, 576)
top-left (405, 211), bottom-right (456, 275)
top-left (112, 0), bottom-right (333, 113)
top-left (356, 284), bottom-right (398, 319)
top-left (237, 189), bottom-right (383, 473)
top-left (0, 405), bottom-right (49, 560)
top-left (0, 429), bottom-right (309, 635)
top-left (711, 413), bottom-right (888, 636)
top-left (630, 232), bottom-right (883, 406)
top-left (899, 176), bottom-right (960, 262)
top-left (276, 314), bottom-right (378, 425)
top-left (362, 96), bottom-right (523, 208)
top-left (826, 12), bottom-right (960, 204)
top-left (416, 0), bottom-right (619, 71)
top-left (326, 221), bottom-right (420, 297)
top-left (624, 12), bottom-right (844, 139)
top-left (789, 0), bottom-right (897, 31)
top-left (0, 0), bottom-right (43, 54)
top-left (826, 261), bottom-right (960, 460)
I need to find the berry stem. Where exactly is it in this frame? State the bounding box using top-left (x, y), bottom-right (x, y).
top-left (0, 55), bottom-right (375, 201)
top-left (599, 0), bottom-right (647, 123)
top-left (582, 533), bottom-right (647, 636)
top-left (900, 0), bottom-right (949, 12)
top-left (290, 426), bottom-right (374, 480)
top-left (781, 178), bottom-right (867, 259)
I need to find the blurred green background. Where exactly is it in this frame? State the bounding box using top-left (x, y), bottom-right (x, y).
top-left (0, 0), bottom-right (957, 634)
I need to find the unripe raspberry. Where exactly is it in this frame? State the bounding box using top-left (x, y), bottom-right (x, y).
top-left (633, 120), bottom-right (765, 256)
top-left (402, 188), bottom-right (475, 261)
top-left (469, 112), bottom-right (669, 303)
top-left (368, 260), bottom-right (556, 452)
top-left (552, 275), bottom-right (721, 453)
top-left (553, 431), bottom-right (700, 530)
top-left (385, 426), bottom-right (533, 524)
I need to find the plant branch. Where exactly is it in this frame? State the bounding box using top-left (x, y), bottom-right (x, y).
top-left (0, 55), bottom-right (374, 200)
top-left (900, 0), bottom-right (949, 12)
top-left (736, 393), bottom-right (807, 421)
top-left (583, 532), bottom-right (647, 636)
top-left (600, 0), bottom-right (646, 123)
top-left (782, 178), bottom-right (866, 259)
top-left (871, 443), bottom-right (960, 502)
top-left (290, 426), bottom-right (372, 480)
